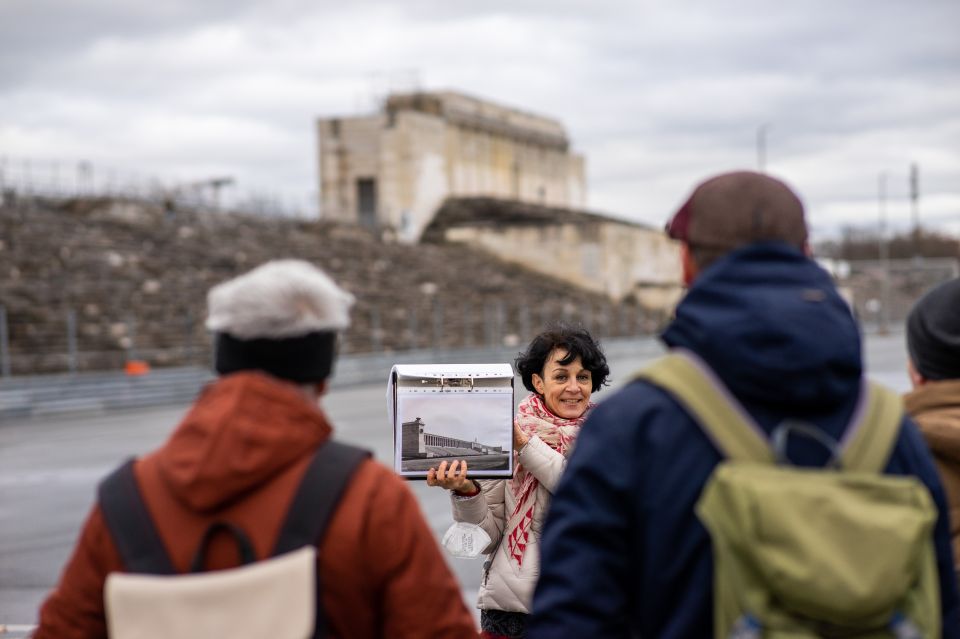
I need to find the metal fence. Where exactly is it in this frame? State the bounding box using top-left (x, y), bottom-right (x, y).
top-left (835, 257), bottom-right (959, 331)
top-left (0, 301), bottom-right (668, 379)
top-left (0, 157), bottom-right (314, 218)
top-left (3, 260), bottom-right (957, 378)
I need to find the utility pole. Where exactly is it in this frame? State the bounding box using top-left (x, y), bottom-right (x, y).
top-left (757, 124), bottom-right (768, 173)
top-left (909, 163), bottom-right (920, 257)
top-left (878, 172), bottom-right (891, 335)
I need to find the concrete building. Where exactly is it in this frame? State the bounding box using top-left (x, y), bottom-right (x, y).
top-left (317, 91), bottom-right (586, 242)
top-left (401, 417), bottom-right (426, 459)
top-left (318, 90), bottom-right (682, 308)
top-left (423, 197), bottom-right (682, 306)
top-left (400, 417), bottom-right (504, 459)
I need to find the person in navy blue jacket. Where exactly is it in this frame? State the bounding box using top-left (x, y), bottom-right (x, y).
top-left (527, 170), bottom-right (960, 638)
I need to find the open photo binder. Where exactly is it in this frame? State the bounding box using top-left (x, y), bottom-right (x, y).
top-left (387, 363), bottom-right (515, 479)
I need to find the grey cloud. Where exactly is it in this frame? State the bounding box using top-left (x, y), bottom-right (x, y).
top-left (0, 1), bottom-right (251, 91)
top-left (1, 0), bottom-right (957, 236)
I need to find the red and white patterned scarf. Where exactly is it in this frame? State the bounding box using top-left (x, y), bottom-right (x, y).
top-left (505, 393), bottom-right (593, 569)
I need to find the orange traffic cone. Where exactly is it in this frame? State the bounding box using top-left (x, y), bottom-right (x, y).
top-left (124, 360), bottom-right (151, 376)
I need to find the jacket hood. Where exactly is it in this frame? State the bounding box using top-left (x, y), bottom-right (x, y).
top-left (661, 243), bottom-right (862, 411)
top-left (156, 371), bottom-right (331, 512)
top-left (905, 380), bottom-right (960, 464)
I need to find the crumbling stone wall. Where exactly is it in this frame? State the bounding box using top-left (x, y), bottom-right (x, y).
top-left (0, 196), bottom-right (660, 375)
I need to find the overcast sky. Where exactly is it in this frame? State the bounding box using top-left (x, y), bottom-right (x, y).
top-left (2, 0), bottom-right (958, 239)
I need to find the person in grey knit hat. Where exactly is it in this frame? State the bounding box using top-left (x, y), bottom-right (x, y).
top-left (905, 277), bottom-right (960, 583)
top-left (35, 259), bottom-right (478, 639)
top-left (206, 258), bottom-right (354, 385)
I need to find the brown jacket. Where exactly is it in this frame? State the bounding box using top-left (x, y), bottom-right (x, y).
top-left (35, 372), bottom-right (477, 639)
top-left (905, 379), bottom-right (960, 575)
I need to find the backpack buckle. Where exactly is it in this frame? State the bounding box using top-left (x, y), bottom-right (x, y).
top-left (729, 614), bottom-right (761, 639)
top-left (890, 612), bottom-right (923, 639)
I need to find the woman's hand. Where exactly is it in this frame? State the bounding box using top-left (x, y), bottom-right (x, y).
top-left (426, 460), bottom-right (476, 493)
top-left (513, 421), bottom-right (530, 451)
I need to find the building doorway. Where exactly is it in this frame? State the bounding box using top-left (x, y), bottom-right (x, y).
top-left (356, 178), bottom-right (377, 228)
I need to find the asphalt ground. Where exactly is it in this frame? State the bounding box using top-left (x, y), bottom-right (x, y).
top-left (0, 331), bottom-right (910, 631)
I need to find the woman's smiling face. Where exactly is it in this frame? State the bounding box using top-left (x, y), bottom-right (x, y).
top-left (532, 348), bottom-right (592, 419)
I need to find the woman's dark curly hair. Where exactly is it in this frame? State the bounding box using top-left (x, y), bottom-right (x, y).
top-left (515, 322), bottom-right (610, 393)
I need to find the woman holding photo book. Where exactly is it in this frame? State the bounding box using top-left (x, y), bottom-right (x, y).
top-left (427, 323), bottom-right (609, 639)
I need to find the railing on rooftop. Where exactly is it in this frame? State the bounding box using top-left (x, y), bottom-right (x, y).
top-left (0, 156), bottom-right (315, 219)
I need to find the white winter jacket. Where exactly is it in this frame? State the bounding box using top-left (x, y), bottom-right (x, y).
top-left (450, 435), bottom-right (569, 614)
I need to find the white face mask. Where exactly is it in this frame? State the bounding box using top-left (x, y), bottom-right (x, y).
top-left (441, 522), bottom-right (491, 559)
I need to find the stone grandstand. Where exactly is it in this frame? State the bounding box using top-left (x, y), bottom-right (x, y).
top-left (423, 444), bottom-right (492, 458)
top-left (0, 194), bottom-right (661, 375)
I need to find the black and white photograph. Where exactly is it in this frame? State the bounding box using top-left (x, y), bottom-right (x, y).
top-left (395, 392), bottom-right (514, 478)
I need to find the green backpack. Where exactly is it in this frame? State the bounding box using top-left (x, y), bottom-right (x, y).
top-left (637, 350), bottom-right (941, 639)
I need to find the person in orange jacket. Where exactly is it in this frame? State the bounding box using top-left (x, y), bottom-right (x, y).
top-left (34, 259), bottom-right (478, 639)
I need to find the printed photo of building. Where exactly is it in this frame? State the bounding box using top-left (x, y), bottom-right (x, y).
top-left (398, 414), bottom-right (510, 473)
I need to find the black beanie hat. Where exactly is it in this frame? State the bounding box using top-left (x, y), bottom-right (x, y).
top-left (906, 278), bottom-right (960, 381)
top-left (205, 260), bottom-right (354, 384)
top-left (214, 331), bottom-right (338, 383)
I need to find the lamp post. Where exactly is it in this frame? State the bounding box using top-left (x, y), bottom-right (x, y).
top-left (910, 163), bottom-right (920, 257)
top-left (877, 172), bottom-right (891, 335)
top-left (757, 124), bottom-right (769, 173)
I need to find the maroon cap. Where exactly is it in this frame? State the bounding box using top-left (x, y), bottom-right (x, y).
top-left (665, 171), bottom-right (808, 252)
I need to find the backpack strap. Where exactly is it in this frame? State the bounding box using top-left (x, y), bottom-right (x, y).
top-left (273, 441), bottom-right (371, 556)
top-left (189, 521), bottom-right (257, 572)
top-left (99, 440), bottom-right (370, 573)
top-left (274, 441), bottom-right (370, 639)
top-left (839, 380), bottom-right (904, 473)
top-left (98, 458), bottom-right (176, 575)
top-left (635, 350), bottom-right (775, 463)
top-left (637, 350), bottom-right (904, 473)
